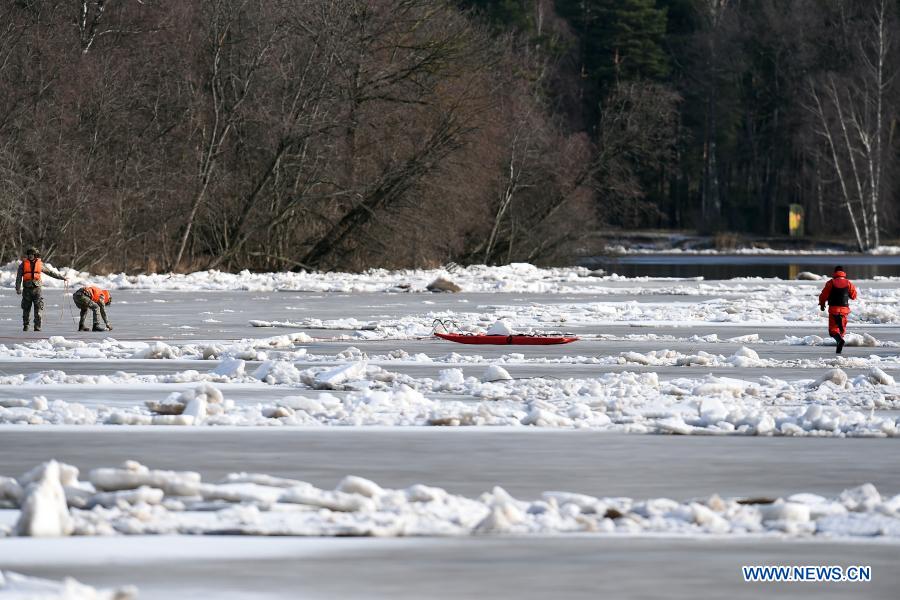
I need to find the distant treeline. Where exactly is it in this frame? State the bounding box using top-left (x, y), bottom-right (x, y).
top-left (1, 1), bottom-right (898, 273)
top-left (465, 0), bottom-right (900, 251)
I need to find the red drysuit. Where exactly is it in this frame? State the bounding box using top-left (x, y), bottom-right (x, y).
top-left (818, 269), bottom-right (858, 341)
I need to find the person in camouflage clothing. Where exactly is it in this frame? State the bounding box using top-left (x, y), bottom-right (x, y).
top-left (72, 286), bottom-right (112, 331)
top-left (15, 247), bottom-right (68, 332)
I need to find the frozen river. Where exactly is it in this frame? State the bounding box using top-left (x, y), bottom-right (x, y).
top-left (4, 536), bottom-right (897, 599)
top-left (1, 277), bottom-right (899, 598)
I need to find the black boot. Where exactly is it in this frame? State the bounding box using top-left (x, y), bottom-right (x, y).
top-left (23, 324), bottom-right (28, 331)
top-left (92, 324), bottom-right (105, 332)
top-left (832, 334), bottom-right (845, 354)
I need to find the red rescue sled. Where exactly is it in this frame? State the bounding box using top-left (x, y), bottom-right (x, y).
top-left (434, 332), bottom-right (578, 345)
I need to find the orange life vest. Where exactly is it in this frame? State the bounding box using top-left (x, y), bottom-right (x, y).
top-left (83, 286), bottom-right (110, 304)
top-left (22, 258), bottom-right (42, 282)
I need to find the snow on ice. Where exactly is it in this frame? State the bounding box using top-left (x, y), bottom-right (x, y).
top-left (0, 460), bottom-right (898, 541)
top-left (0, 570), bottom-right (136, 599)
top-left (0, 331), bottom-right (894, 370)
top-left (1, 361), bottom-right (899, 435)
top-left (1, 261), bottom-right (593, 294)
top-left (3, 258), bottom-right (900, 299)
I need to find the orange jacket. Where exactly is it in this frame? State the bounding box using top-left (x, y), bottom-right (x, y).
top-left (16, 258), bottom-right (64, 291)
top-left (81, 286), bottom-right (111, 304)
top-left (21, 258), bottom-right (42, 282)
top-left (819, 271), bottom-right (857, 315)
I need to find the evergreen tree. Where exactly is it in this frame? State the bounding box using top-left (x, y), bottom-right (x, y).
top-left (557, 0), bottom-right (669, 91)
top-left (460, 0), bottom-right (535, 32)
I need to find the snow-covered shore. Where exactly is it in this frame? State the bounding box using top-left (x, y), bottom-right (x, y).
top-left (2, 262), bottom-right (599, 293)
top-left (6, 260), bottom-right (900, 295)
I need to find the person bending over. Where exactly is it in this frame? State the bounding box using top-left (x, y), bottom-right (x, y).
top-left (73, 286), bottom-right (113, 332)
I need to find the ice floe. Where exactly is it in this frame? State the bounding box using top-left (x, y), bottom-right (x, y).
top-left (0, 570), bottom-right (136, 599)
top-left (15, 461), bottom-right (73, 537)
top-left (1, 262), bottom-right (598, 294)
top-left (2, 364), bottom-right (899, 436)
top-left (2, 331), bottom-right (898, 374)
top-left (1, 460), bottom-right (898, 541)
top-left (5, 260), bottom-right (900, 299)
top-left (0, 333), bottom-right (315, 362)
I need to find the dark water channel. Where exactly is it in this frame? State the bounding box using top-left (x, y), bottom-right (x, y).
top-left (580, 254), bottom-right (900, 279)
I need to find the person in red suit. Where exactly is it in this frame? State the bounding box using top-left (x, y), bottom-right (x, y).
top-left (818, 266), bottom-right (858, 354)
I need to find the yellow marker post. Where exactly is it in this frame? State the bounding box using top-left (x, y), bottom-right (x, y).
top-left (789, 204), bottom-right (804, 237)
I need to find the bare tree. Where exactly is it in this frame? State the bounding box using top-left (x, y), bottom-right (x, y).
top-left (203, 0), bottom-right (348, 270)
top-left (77, 0), bottom-right (161, 53)
top-left (807, 0), bottom-right (897, 251)
top-left (296, 0), bottom-right (491, 270)
top-left (0, 0), bottom-right (611, 271)
top-left (594, 81), bottom-right (680, 226)
top-left (170, 0), bottom-right (284, 271)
